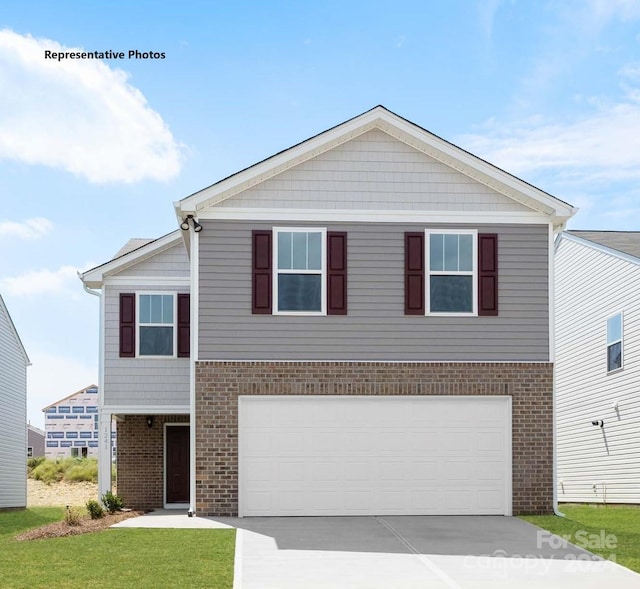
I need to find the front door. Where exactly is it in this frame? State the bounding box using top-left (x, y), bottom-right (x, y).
top-left (166, 425), bottom-right (189, 504)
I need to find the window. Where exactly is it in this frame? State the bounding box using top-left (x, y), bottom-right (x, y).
top-left (607, 312), bottom-right (623, 372)
top-left (27, 447), bottom-right (33, 458)
top-left (71, 447), bottom-right (88, 458)
top-left (426, 230), bottom-right (477, 315)
top-left (138, 293), bottom-right (176, 356)
top-left (273, 228), bottom-right (326, 314)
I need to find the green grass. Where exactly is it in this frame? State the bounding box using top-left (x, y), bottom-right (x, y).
top-left (521, 503), bottom-right (640, 573)
top-left (0, 508), bottom-right (236, 588)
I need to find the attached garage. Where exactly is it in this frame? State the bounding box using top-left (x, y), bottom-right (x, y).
top-left (239, 396), bottom-right (512, 517)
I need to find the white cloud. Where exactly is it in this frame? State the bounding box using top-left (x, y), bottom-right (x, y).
top-left (0, 217), bottom-right (52, 240)
top-left (458, 89), bottom-right (640, 182)
top-left (0, 265), bottom-right (84, 298)
top-left (0, 29), bottom-right (183, 183)
top-left (27, 349), bottom-right (97, 429)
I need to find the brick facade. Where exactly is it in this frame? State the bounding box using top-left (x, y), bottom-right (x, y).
top-left (116, 414), bottom-right (189, 511)
top-left (195, 361), bottom-right (554, 516)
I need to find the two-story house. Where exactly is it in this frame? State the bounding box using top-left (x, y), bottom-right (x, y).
top-left (555, 230), bottom-right (640, 503)
top-left (0, 294), bottom-right (30, 510)
top-left (27, 424), bottom-right (45, 458)
top-left (81, 106), bottom-right (576, 517)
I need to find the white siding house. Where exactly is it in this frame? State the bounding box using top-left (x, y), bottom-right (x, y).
top-left (556, 231), bottom-right (640, 503)
top-left (0, 295), bottom-right (30, 509)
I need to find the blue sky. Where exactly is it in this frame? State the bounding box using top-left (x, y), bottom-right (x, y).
top-left (2, 0), bottom-right (640, 427)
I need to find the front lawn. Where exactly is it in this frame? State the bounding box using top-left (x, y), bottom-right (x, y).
top-left (522, 503), bottom-right (640, 573)
top-left (0, 508), bottom-right (235, 588)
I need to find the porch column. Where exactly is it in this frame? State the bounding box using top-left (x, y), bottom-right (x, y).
top-left (98, 411), bottom-right (112, 499)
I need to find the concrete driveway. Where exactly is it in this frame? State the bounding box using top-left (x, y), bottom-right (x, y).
top-left (215, 515), bottom-right (640, 589)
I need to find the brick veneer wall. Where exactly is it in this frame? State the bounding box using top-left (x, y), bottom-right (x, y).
top-left (116, 414), bottom-right (189, 510)
top-left (195, 361), bottom-right (554, 516)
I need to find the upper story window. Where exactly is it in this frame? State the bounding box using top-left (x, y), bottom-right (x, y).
top-left (137, 293), bottom-right (175, 356)
top-left (607, 312), bottom-right (623, 373)
top-left (119, 292), bottom-right (190, 359)
top-left (426, 230), bottom-right (477, 315)
top-left (273, 228), bottom-right (326, 314)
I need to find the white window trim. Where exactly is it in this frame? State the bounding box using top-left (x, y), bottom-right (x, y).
top-left (272, 227), bottom-right (327, 316)
top-left (606, 310), bottom-right (624, 374)
top-left (425, 229), bottom-right (478, 317)
top-left (135, 292), bottom-right (178, 358)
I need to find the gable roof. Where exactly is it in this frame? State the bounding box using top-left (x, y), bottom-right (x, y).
top-left (0, 294), bottom-right (30, 366)
top-left (566, 231), bottom-right (640, 260)
top-left (175, 105), bottom-right (577, 227)
top-left (42, 384), bottom-right (98, 411)
top-left (80, 231), bottom-right (182, 288)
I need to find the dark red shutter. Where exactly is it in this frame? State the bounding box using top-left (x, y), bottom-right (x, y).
top-left (478, 233), bottom-right (498, 316)
top-left (119, 293), bottom-right (135, 357)
top-left (177, 293), bottom-right (190, 357)
top-left (252, 230), bottom-right (272, 314)
top-left (327, 232), bottom-right (347, 315)
top-left (405, 232), bottom-right (425, 315)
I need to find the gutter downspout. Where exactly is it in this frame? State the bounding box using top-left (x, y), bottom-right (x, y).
top-left (549, 228), bottom-right (565, 518)
top-left (80, 275), bottom-right (109, 500)
top-left (188, 221), bottom-right (199, 517)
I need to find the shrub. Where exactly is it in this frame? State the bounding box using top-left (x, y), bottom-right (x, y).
top-left (27, 456), bottom-right (46, 471)
top-left (28, 458), bottom-right (98, 484)
top-left (66, 459), bottom-right (98, 483)
top-left (86, 499), bottom-right (105, 519)
top-left (64, 506), bottom-right (83, 526)
top-left (31, 461), bottom-right (63, 484)
top-left (101, 490), bottom-right (124, 514)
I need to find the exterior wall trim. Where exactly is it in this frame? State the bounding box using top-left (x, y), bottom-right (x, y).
top-left (199, 208), bottom-right (551, 225)
top-left (105, 405), bottom-right (189, 414)
top-left (104, 277), bottom-right (190, 286)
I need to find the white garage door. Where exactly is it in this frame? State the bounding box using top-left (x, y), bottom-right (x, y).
top-left (239, 396), bottom-right (511, 517)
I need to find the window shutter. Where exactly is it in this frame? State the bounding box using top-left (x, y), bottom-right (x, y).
top-left (478, 233), bottom-right (498, 316)
top-left (177, 293), bottom-right (190, 358)
top-left (119, 293), bottom-right (135, 357)
top-left (252, 230), bottom-right (272, 314)
top-left (327, 232), bottom-right (347, 315)
top-left (405, 232), bottom-right (425, 315)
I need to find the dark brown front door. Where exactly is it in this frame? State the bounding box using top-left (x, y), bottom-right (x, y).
top-left (166, 425), bottom-right (189, 504)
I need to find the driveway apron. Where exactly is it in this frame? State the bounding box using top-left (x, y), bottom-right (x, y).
top-left (213, 515), bottom-right (640, 589)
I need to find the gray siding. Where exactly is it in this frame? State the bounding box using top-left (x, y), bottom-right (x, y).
top-left (0, 301), bottom-right (27, 509)
top-left (199, 221), bottom-right (549, 361)
top-left (104, 284), bottom-right (189, 408)
top-left (114, 244), bottom-right (189, 278)
top-left (220, 129), bottom-right (533, 213)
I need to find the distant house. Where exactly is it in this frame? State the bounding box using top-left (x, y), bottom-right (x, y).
top-left (27, 424), bottom-right (45, 458)
top-left (556, 230), bottom-right (640, 503)
top-left (43, 385), bottom-right (116, 459)
top-left (0, 294), bottom-right (30, 510)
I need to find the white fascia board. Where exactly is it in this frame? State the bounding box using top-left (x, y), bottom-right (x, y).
top-left (103, 276), bottom-right (190, 287)
top-left (198, 207), bottom-right (551, 225)
top-left (81, 231), bottom-right (183, 289)
top-left (103, 405), bottom-right (190, 415)
top-left (557, 232), bottom-right (640, 268)
top-left (176, 106), bottom-right (577, 225)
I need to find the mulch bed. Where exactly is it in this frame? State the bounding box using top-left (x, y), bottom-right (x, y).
top-left (14, 510), bottom-right (144, 541)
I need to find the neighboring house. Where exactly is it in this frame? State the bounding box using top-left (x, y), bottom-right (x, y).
top-left (81, 106), bottom-right (576, 517)
top-left (555, 230), bottom-right (640, 503)
top-left (27, 424), bottom-right (45, 458)
top-left (0, 294), bottom-right (30, 509)
top-left (43, 385), bottom-right (116, 459)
